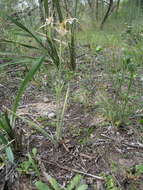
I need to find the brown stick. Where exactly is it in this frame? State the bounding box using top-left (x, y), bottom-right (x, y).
top-left (55, 163), bottom-right (104, 180)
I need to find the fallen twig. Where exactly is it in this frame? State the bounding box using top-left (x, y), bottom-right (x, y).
top-left (56, 163), bottom-right (104, 180)
top-left (42, 159), bottom-right (104, 180)
top-left (123, 142), bottom-right (143, 149)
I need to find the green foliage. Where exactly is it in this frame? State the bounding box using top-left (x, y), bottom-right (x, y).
top-left (105, 175), bottom-right (120, 190)
top-left (35, 174), bottom-right (88, 190)
top-left (35, 181), bottom-right (51, 190)
top-left (135, 164), bottom-right (143, 175)
top-left (17, 148), bottom-right (40, 177)
top-left (12, 56), bottom-right (45, 125)
top-left (0, 56), bottom-right (45, 162)
top-left (55, 81), bottom-right (70, 141)
top-left (0, 112), bottom-right (15, 162)
top-left (1, 0), bottom-right (79, 71)
top-left (0, 133), bottom-right (14, 163)
top-left (98, 47), bottom-right (139, 126)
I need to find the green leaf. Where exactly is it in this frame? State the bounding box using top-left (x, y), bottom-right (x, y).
top-left (76, 184), bottom-right (88, 190)
top-left (3, 112), bottom-right (15, 140)
top-left (67, 175), bottom-right (82, 190)
top-left (46, 175), bottom-right (62, 190)
top-left (136, 164), bottom-right (143, 174)
top-left (35, 181), bottom-right (51, 190)
top-left (95, 45), bottom-right (103, 53)
top-left (5, 146), bottom-right (14, 163)
top-left (12, 56), bottom-right (45, 126)
top-left (0, 133), bottom-right (14, 163)
top-left (32, 148), bottom-right (38, 157)
top-left (139, 119), bottom-right (143, 125)
top-left (0, 60), bottom-right (28, 68)
top-left (7, 16), bottom-right (60, 68)
top-left (0, 132), bottom-right (8, 145)
top-left (7, 110), bottom-right (54, 142)
top-left (21, 160), bottom-right (31, 171)
top-left (28, 153), bottom-right (40, 177)
top-left (7, 17), bottom-right (45, 48)
top-left (1, 39), bottom-right (39, 50)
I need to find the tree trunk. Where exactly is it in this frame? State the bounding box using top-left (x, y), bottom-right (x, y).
top-left (100, 0), bottom-right (113, 29)
top-left (96, 0), bottom-right (99, 21)
top-left (38, 0), bottom-right (45, 23)
top-left (116, 0), bottom-right (120, 12)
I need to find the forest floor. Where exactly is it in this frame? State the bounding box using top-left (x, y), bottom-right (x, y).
top-left (0, 45), bottom-right (143, 190)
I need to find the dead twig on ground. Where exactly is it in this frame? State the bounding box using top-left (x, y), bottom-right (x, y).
top-left (42, 159), bottom-right (104, 180)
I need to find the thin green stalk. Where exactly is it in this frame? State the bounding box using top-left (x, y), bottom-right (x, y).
top-left (56, 84), bottom-right (69, 141)
top-left (122, 72), bottom-right (134, 118)
top-left (5, 106), bottom-right (55, 143)
top-left (12, 56), bottom-right (45, 126)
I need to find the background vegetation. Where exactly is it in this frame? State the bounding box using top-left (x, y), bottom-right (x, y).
top-left (0, 0), bottom-right (143, 189)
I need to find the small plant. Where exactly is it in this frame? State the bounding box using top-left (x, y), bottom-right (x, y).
top-left (0, 56), bottom-right (45, 162)
top-left (98, 49), bottom-right (138, 127)
top-left (35, 174), bottom-right (88, 190)
top-left (135, 164), bottom-right (143, 175)
top-left (17, 148), bottom-right (40, 177)
top-left (0, 6), bottom-right (78, 146)
top-left (105, 175), bottom-right (120, 190)
top-left (55, 81), bottom-right (70, 142)
top-left (0, 15), bottom-right (76, 156)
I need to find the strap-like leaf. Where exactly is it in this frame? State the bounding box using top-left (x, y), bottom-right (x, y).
top-left (5, 146), bottom-right (14, 163)
top-left (1, 39), bottom-right (39, 50)
top-left (12, 56), bottom-right (45, 126)
top-left (0, 60), bottom-right (31, 68)
top-left (0, 133), bottom-right (14, 163)
top-left (0, 116), bottom-right (13, 140)
top-left (0, 132), bottom-right (8, 145)
top-left (4, 112), bottom-right (15, 139)
top-left (7, 16), bottom-right (45, 49)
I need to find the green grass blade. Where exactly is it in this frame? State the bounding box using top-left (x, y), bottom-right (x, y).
top-left (0, 132), bottom-right (14, 163)
top-left (12, 56), bottom-right (45, 126)
top-left (0, 132), bottom-right (8, 145)
top-left (5, 107), bottom-right (54, 142)
top-left (0, 119), bottom-right (9, 133)
top-left (5, 146), bottom-right (14, 163)
top-left (1, 39), bottom-right (39, 50)
top-left (0, 60), bottom-right (31, 68)
top-left (0, 114), bottom-right (14, 140)
top-left (4, 112), bottom-right (15, 139)
top-left (0, 57), bottom-right (40, 68)
top-left (7, 17), bottom-right (45, 48)
top-left (46, 38), bottom-right (60, 67)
